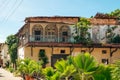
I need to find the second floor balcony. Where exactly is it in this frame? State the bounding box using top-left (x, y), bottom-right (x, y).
top-left (20, 35), bottom-right (75, 46)
top-left (29, 35), bottom-right (72, 42)
top-left (19, 35), bottom-right (120, 48)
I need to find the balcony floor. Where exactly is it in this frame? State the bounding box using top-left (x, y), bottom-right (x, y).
top-left (25, 42), bottom-right (82, 47)
top-left (24, 42), bottom-right (120, 48)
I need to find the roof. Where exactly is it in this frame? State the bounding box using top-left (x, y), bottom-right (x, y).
top-left (94, 13), bottom-right (117, 19)
top-left (16, 16), bottom-right (80, 36)
top-left (25, 16), bottom-right (80, 20)
top-left (89, 18), bottom-right (118, 25)
top-left (24, 16), bottom-right (80, 24)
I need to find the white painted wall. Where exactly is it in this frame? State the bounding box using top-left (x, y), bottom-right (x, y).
top-left (18, 47), bottom-right (25, 59)
top-left (90, 25), bottom-right (120, 43)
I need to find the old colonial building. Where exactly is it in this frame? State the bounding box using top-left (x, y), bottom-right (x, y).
top-left (0, 43), bottom-right (9, 67)
top-left (0, 43), bottom-right (3, 67)
top-left (16, 15), bottom-right (120, 66)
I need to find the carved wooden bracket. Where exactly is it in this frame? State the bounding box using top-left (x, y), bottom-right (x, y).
top-left (110, 48), bottom-right (118, 57)
top-left (50, 44), bottom-right (54, 55)
top-left (31, 46), bottom-right (33, 56)
top-left (70, 46), bottom-right (74, 55)
top-left (89, 47), bottom-right (94, 53)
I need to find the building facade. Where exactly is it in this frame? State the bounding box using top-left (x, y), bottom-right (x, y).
top-left (0, 43), bottom-right (9, 67)
top-left (16, 16), bottom-right (120, 66)
top-left (0, 43), bottom-right (3, 67)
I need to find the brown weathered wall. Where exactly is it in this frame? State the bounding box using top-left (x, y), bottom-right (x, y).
top-left (26, 17), bottom-right (79, 24)
top-left (21, 46), bottom-right (120, 67)
top-left (89, 18), bottom-right (117, 25)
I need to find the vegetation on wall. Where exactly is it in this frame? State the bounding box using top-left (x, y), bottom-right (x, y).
top-left (105, 25), bottom-right (120, 44)
top-left (73, 17), bottom-right (92, 45)
top-left (6, 35), bottom-right (18, 69)
top-left (38, 50), bottom-right (49, 67)
top-left (108, 9), bottom-right (120, 19)
top-left (105, 26), bottom-right (117, 43)
top-left (111, 34), bottom-right (120, 43)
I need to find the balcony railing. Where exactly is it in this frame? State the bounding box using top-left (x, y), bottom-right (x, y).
top-left (19, 35), bottom-right (120, 48)
top-left (30, 35), bottom-right (44, 42)
top-left (27, 35), bottom-right (73, 43)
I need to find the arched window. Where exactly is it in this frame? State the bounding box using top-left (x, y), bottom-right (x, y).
top-left (45, 24), bottom-right (58, 42)
top-left (60, 26), bottom-right (70, 42)
top-left (32, 25), bottom-right (43, 41)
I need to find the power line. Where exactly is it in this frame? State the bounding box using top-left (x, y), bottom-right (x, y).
top-left (0, 0), bottom-right (11, 23)
top-left (0, 0), bottom-right (6, 8)
top-left (0, 0), bottom-right (10, 11)
top-left (1, 0), bottom-right (18, 22)
top-left (3, 0), bottom-right (23, 23)
top-left (0, 0), bottom-right (10, 14)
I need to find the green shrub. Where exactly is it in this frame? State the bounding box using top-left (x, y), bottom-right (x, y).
top-left (8, 66), bottom-right (14, 73)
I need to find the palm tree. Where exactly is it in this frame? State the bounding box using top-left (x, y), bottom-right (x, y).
top-left (93, 64), bottom-right (112, 80)
top-left (55, 59), bottom-right (76, 80)
top-left (72, 53), bottom-right (100, 80)
top-left (31, 61), bottom-right (43, 79)
top-left (17, 58), bottom-right (42, 80)
top-left (111, 60), bottom-right (120, 80)
top-left (17, 58), bottom-right (31, 77)
top-left (43, 67), bottom-right (60, 80)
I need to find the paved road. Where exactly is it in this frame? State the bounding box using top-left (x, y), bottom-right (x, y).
top-left (0, 68), bottom-right (23, 80)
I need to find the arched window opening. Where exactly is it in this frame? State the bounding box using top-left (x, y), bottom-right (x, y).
top-left (60, 26), bottom-right (70, 42)
top-left (45, 24), bottom-right (58, 42)
top-left (32, 25), bottom-right (43, 41)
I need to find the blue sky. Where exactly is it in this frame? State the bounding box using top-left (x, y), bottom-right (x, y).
top-left (0, 0), bottom-right (120, 42)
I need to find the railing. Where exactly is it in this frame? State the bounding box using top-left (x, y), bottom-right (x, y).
top-left (20, 35), bottom-right (118, 46)
top-left (29, 35), bottom-right (74, 43)
top-left (29, 35), bottom-right (44, 42)
top-left (19, 35), bottom-right (75, 46)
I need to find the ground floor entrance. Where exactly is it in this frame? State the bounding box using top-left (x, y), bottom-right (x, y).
top-left (51, 54), bottom-right (69, 67)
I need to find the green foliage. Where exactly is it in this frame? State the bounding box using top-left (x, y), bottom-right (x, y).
top-left (41, 52), bottom-right (114, 80)
top-left (17, 58), bottom-right (42, 77)
top-left (73, 17), bottom-right (92, 45)
top-left (43, 67), bottom-right (60, 80)
top-left (55, 59), bottom-right (76, 80)
top-left (10, 43), bottom-right (18, 63)
top-left (111, 34), bottom-right (120, 43)
top-left (6, 35), bottom-right (18, 49)
top-left (6, 35), bottom-right (18, 68)
top-left (112, 60), bottom-right (120, 80)
top-left (72, 53), bottom-right (100, 80)
top-left (8, 66), bottom-right (15, 73)
top-left (106, 26), bottom-right (117, 43)
top-left (108, 9), bottom-right (120, 19)
top-left (39, 50), bottom-right (49, 67)
top-left (93, 64), bottom-right (112, 80)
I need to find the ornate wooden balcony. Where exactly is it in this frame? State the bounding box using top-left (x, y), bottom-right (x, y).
top-left (19, 35), bottom-right (79, 47)
top-left (19, 35), bottom-right (120, 48)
